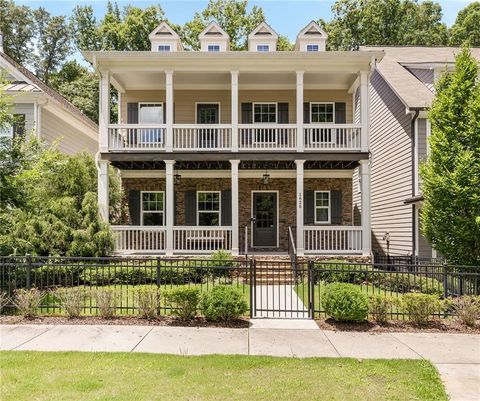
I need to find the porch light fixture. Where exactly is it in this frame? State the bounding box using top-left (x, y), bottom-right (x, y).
top-left (262, 168), bottom-right (270, 185)
top-left (174, 169), bottom-right (181, 185)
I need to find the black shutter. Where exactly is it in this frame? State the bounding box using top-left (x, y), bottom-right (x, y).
top-left (12, 114), bottom-right (25, 138)
top-left (277, 103), bottom-right (288, 123)
top-left (303, 102), bottom-right (310, 123)
top-left (304, 190), bottom-right (314, 225)
top-left (185, 190), bottom-right (197, 226)
top-left (221, 190), bottom-right (232, 225)
top-left (127, 103), bottom-right (139, 123)
top-left (163, 102), bottom-right (166, 124)
top-left (128, 190), bottom-right (141, 225)
top-left (331, 190), bottom-right (343, 225)
top-left (241, 103), bottom-right (253, 124)
top-left (173, 191), bottom-right (177, 225)
top-left (334, 103), bottom-right (346, 145)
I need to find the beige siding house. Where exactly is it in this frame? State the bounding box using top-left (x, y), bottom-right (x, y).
top-left (0, 44), bottom-right (98, 155)
top-left (85, 21), bottom-right (383, 257)
top-left (362, 46), bottom-right (480, 258)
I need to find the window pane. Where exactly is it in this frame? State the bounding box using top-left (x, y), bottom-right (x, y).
top-left (254, 104), bottom-right (276, 123)
top-left (143, 213), bottom-right (164, 226)
top-left (142, 192), bottom-right (164, 211)
top-left (139, 104), bottom-right (163, 124)
top-left (307, 44), bottom-right (319, 52)
top-left (199, 212), bottom-right (219, 226)
top-left (315, 208), bottom-right (328, 222)
top-left (158, 45), bottom-right (170, 52)
top-left (208, 45), bottom-right (220, 52)
top-left (197, 192), bottom-right (220, 211)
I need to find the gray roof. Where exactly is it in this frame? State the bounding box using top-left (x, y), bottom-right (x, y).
top-left (361, 46), bottom-right (480, 109)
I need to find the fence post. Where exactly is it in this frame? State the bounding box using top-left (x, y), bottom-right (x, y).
top-left (443, 262), bottom-right (448, 298)
top-left (249, 258), bottom-right (254, 318)
top-left (308, 259), bottom-right (314, 319)
top-left (25, 254), bottom-right (32, 289)
top-left (156, 256), bottom-right (161, 287)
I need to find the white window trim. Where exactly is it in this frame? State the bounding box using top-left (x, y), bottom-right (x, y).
top-left (196, 190), bottom-right (221, 226)
top-left (306, 44), bottom-right (320, 52)
top-left (140, 191), bottom-right (165, 226)
top-left (310, 102), bottom-right (335, 124)
top-left (256, 44), bottom-right (270, 52)
top-left (314, 190), bottom-right (331, 224)
top-left (157, 44), bottom-right (171, 52)
top-left (207, 44), bottom-right (221, 52)
top-left (194, 102), bottom-right (221, 124)
top-left (253, 102), bottom-right (277, 124)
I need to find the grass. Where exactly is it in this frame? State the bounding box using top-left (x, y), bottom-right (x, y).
top-left (0, 352), bottom-right (448, 401)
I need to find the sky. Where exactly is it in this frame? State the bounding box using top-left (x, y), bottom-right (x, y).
top-left (14, 0), bottom-right (477, 42)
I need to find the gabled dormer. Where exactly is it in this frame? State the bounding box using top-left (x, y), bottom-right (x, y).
top-left (248, 22), bottom-right (278, 52)
top-left (149, 22), bottom-right (183, 52)
top-left (199, 21), bottom-right (230, 52)
top-left (295, 21), bottom-right (328, 52)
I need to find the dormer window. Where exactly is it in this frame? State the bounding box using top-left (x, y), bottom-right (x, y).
top-left (306, 44), bottom-right (319, 52)
top-left (207, 44), bottom-right (220, 52)
top-left (257, 44), bottom-right (270, 52)
top-left (157, 44), bottom-right (171, 52)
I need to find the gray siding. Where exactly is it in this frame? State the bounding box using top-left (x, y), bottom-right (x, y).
top-left (418, 212), bottom-right (433, 258)
top-left (370, 70), bottom-right (413, 256)
top-left (417, 119), bottom-right (427, 161)
top-left (408, 68), bottom-right (435, 92)
top-left (13, 103), bottom-right (35, 134)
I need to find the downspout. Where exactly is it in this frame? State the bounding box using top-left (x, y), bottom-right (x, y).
top-left (410, 110), bottom-right (420, 257)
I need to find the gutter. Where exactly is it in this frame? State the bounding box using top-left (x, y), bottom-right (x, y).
top-left (410, 109), bottom-right (420, 257)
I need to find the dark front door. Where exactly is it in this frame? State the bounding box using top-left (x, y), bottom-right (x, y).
top-left (252, 192), bottom-right (277, 247)
top-left (197, 103), bottom-right (219, 148)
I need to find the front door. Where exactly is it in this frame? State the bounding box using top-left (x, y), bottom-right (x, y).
top-left (197, 103), bottom-right (219, 148)
top-left (252, 192), bottom-right (277, 247)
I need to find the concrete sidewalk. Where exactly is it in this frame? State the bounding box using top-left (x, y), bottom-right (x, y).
top-left (1, 322), bottom-right (479, 400)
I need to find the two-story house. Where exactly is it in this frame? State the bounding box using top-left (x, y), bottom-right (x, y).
top-left (0, 35), bottom-right (98, 155)
top-left (363, 46), bottom-right (480, 259)
top-left (85, 21), bottom-right (383, 257)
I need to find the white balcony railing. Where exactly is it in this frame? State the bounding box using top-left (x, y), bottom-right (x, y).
top-left (304, 226), bottom-right (363, 254)
top-left (109, 124), bottom-right (166, 151)
top-left (174, 226), bottom-right (232, 253)
top-left (304, 124), bottom-right (362, 151)
top-left (239, 124), bottom-right (296, 150)
top-left (111, 226), bottom-right (166, 252)
top-left (174, 125), bottom-right (232, 151)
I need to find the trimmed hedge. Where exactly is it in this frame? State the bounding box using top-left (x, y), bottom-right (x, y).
top-left (323, 283), bottom-right (369, 322)
top-left (201, 286), bottom-right (248, 321)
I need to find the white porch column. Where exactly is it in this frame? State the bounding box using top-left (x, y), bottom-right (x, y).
top-left (360, 159), bottom-right (371, 256)
top-left (230, 159), bottom-right (240, 255)
top-left (165, 71), bottom-right (174, 152)
top-left (165, 160), bottom-right (175, 255)
top-left (360, 71), bottom-right (369, 152)
top-left (99, 70), bottom-right (110, 153)
top-left (97, 160), bottom-right (109, 222)
top-left (296, 71), bottom-right (304, 152)
top-left (295, 160), bottom-right (305, 256)
top-left (231, 71), bottom-right (239, 152)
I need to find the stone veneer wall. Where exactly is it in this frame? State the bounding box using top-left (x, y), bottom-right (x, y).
top-left (122, 177), bottom-right (353, 252)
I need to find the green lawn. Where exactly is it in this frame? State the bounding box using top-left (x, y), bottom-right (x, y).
top-left (1, 352), bottom-right (447, 401)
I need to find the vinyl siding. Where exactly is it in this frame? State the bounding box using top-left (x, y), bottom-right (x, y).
top-left (13, 103), bottom-right (35, 134)
top-left (41, 108), bottom-right (97, 155)
top-left (418, 212), bottom-right (433, 258)
top-left (407, 68), bottom-right (435, 92)
top-left (370, 70), bottom-right (413, 256)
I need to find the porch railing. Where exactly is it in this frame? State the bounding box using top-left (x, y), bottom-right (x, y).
top-left (108, 124), bottom-right (166, 151)
top-left (238, 124), bottom-right (296, 150)
top-left (304, 124), bottom-right (362, 151)
top-left (111, 226), bottom-right (166, 252)
top-left (174, 226), bottom-right (232, 253)
top-left (174, 125), bottom-right (232, 151)
top-left (304, 226), bottom-right (363, 254)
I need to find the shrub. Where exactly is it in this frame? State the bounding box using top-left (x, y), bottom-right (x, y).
top-left (208, 250), bottom-right (234, 278)
top-left (13, 288), bottom-right (43, 318)
top-left (200, 286), bottom-right (248, 321)
top-left (80, 265), bottom-right (155, 286)
top-left (54, 288), bottom-right (84, 318)
top-left (163, 287), bottom-right (200, 320)
top-left (323, 283), bottom-right (368, 322)
top-left (314, 262), bottom-right (372, 285)
top-left (401, 293), bottom-right (444, 325)
top-left (368, 295), bottom-right (395, 324)
top-left (92, 289), bottom-right (116, 318)
top-left (0, 292), bottom-right (10, 313)
top-left (373, 273), bottom-right (442, 295)
top-left (452, 296), bottom-right (480, 327)
top-left (136, 288), bottom-right (160, 319)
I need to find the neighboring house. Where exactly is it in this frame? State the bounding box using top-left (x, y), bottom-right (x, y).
top-left (0, 37), bottom-right (98, 155)
top-left (84, 21), bottom-right (384, 257)
top-left (361, 46), bottom-right (480, 258)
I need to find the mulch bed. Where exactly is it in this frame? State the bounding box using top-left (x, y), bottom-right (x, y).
top-left (316, 318), bottom-right (480, 334)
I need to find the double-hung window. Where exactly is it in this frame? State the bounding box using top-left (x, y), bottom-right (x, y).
top-left (157, 44), bottom-right (171, 52)
top-left (310, 103), bottom-right (334, 143)
top-left (256, 44), bottom-right (270, 52)
top-left (314, 191), bottom-right (330, 224)
top-left (306, 44), bottom-right (319, 52)
top-left (0, 114), bottom-right (25, 138)
top-left (207, 44), bottom-right (220, 52)
top-left (141, 191), bottom-right (165, 226)
top-left (253, 103), bottom-right (276, 143)
top-left (139, 103), bottom-right (163, 145)
top-left (197, 191), bottom-right (220, 226)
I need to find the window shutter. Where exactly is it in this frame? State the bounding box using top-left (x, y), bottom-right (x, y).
top-left (303, 103), bottom-right (310, 123)
top-left (12, 114), bottom-right (26, 138)
top-left (331, 190), bottom-right (343, 225)
top-left (334, 103), bottom-right (346, 123)
top-left (221, 190), bottom-right (232, 225)
top-left (241, 103), bottom-right (253, 124)
top-left (304, 190), bottom-right (314, 225)
top-left (163, 103), bottom-right (166, 124)
top-left (127, 103), bottom-right (139, 124)
top-left (277, 103), bottom-right (288, 123)
top-left (173, 191), bottom-right (177, 225)
top-left (128, 190), bottom-right (141, 225)
top-left (184, 190), bottom-right (197, 226)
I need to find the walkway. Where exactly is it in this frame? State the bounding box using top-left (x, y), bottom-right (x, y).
top-left (1, 323), bottom-right (479, 400)
top-left (253, 285), bottom-right (309, 318)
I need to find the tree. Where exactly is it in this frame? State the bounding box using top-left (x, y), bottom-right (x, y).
top-left (0, 0), bottom-right (36, 64)
top-left (70, 5), bottom-right (101, 51)
top-left (277, 35), bottom-right (294, 51)
top-left (449, 2), bottom-right (480, 47)
top-left (323, 0), bottom-right (448, 50)
top-left (181, 0), bottom-right (265, 50)
top-left (420, 48), bottom-right (480, 266)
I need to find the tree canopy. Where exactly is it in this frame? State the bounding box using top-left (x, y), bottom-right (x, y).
top-left (449, 1), bottom-right (480, 47)
top-left (420, 48), bottom-right (480, 266)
